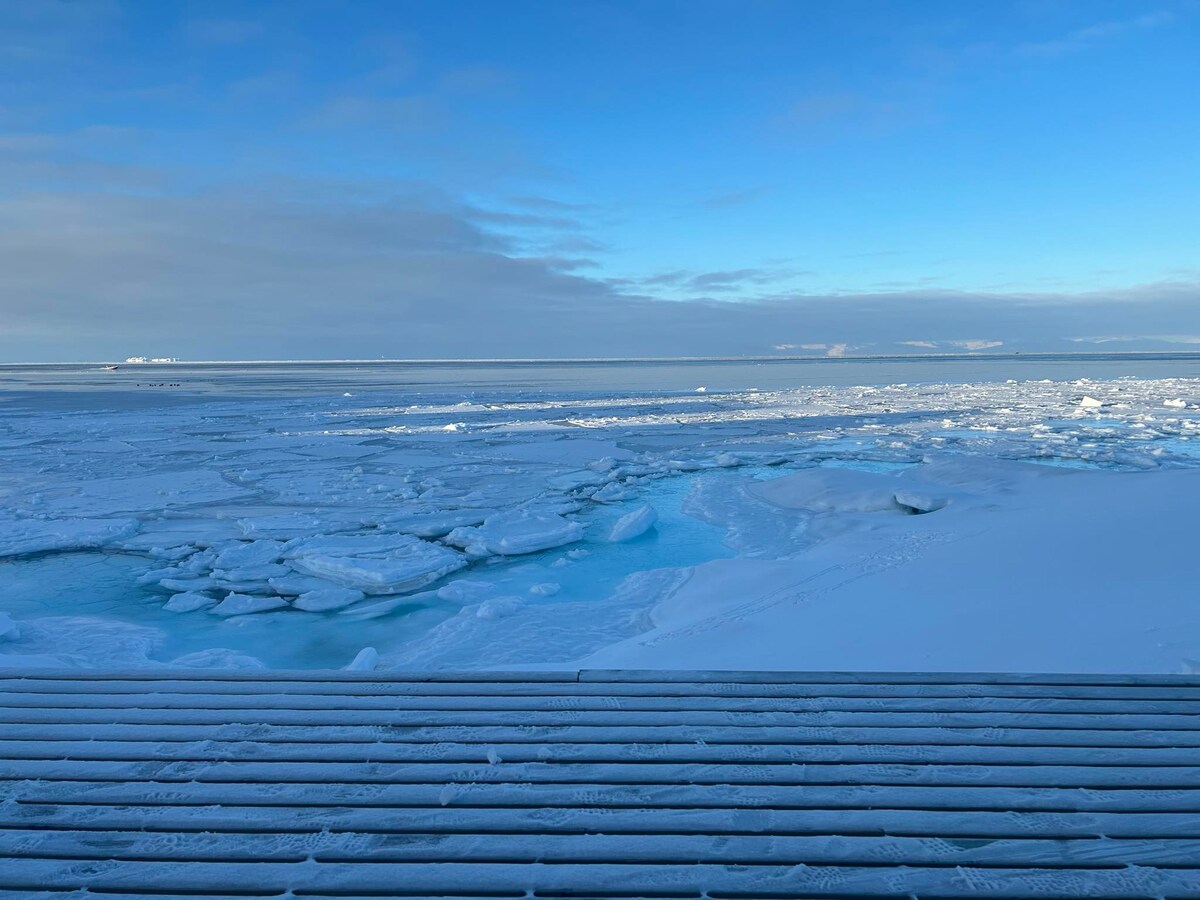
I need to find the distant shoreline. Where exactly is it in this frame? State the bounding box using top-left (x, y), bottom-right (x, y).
top-left (5, 351), bottom-right (1200, 367)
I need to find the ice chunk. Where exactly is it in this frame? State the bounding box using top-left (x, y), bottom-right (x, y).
top-left (1079, 395), bottom-right (1103, 408)
top-left (0, 518), bottom-right (139, 558)
top-left (386, 510), bottom-right (489, 538)
top-left (210, 593), bottom-right (290, 616)
top-left (212, 540), bottom-right (286, 569)
top-left (529, 582), bottom-right (560, 597)
top-left (284, 532), bottom-right (426, 558)
top-left (294, 586), bottom-right (366, 612)
top-left (591, 482), bottom-right (636, 503)
top-left (214, 563), bottom-right (293, 582)
top-left (344, 646), bottom-right (379, 671)
top-left (608, 504), bottom-right (659, 542)
top-left (172, 648), bottom-right (266, 669)
top-left (268, 573), bottom-right (343, 596)
top-left (444, 510), bottom-right (584, 556)
top-left (1164, 398), bottom-right (1188, 408)
top-left (161, 575), bottom-right (267, 594)
top-left (239, 514), bottom-right (335, 540)
top-left (164, 591), bottom-right (217, 613)
top-left (547, 470), bottom-right (607, 490)
top-left (290, 535), bottom-right (467, 593)
top-left (159, 575), bottom-right (219, 593)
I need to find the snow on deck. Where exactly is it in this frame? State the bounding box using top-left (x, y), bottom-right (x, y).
top-left (2, 669), bottom-right (1200, 898)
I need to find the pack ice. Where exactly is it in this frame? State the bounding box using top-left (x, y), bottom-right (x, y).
top-left (0, 373), bottom-right (1198, 671)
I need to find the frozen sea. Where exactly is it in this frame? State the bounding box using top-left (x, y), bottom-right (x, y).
top-left (1, 354), bottom-right (1199, 673)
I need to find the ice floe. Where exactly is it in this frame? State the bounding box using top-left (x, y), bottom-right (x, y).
top-left (608, 504), bottom-right (658, 542)
top-left (210, 593), bottom-right (289, 616)
top-left (445, 510), bottom-right (584, 557)
top-left (0, 518), bottom-right (138, 558)
top-left (288, 535), bottom-right (467, 594)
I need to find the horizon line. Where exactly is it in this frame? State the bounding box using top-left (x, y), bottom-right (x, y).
top-left (6, 350), bottom-right (1200, 366)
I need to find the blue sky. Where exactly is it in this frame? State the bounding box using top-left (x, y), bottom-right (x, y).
top-left (0, 0), bottom-right (1197, 360)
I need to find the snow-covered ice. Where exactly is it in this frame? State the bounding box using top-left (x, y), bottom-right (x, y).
top-left (1, 363), bottom-right (1199, 672)
top-left (608, 504), bottom-right (658, 542)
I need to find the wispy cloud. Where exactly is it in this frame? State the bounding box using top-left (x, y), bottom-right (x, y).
top-left (185, 18), bottom-right (263, 46)
top-left (1016, 10), bottom-right (1176, 58)
top-left (696, 186), bottom-right (771, 210)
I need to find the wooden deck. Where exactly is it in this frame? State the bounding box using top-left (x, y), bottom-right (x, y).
top-left (2, 668), bottom-right (1200, 899)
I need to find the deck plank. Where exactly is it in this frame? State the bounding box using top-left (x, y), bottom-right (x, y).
top-left (3, 669), bottom-right (1198, 898)
top-left (7, 690), bottom-right (1200, 713)
top-left (3, 858), bottom-right (1200, 897)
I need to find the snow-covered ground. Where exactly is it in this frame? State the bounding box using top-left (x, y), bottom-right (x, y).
top-left (1, 372), bottom-right (1198, 673)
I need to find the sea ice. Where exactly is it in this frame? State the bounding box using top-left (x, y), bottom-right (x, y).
top-left (749, 467), bottom-right (911, 514)
top-left (294, 586), bottom-right (366, 612)
top-left (474, 596), bottom-right (526, 620)
top-left (164, 591), bottom-right (217, 613)
top-left (172, 648), bottom-right (266, 669)
top-left (608, 504), bottom-right (659, 542)
top-left (444, 510), bottom-right (584, 556)
top-left (209, 593), bottom-right (290, 616)
top-left (0, 518), bottom-right (139, 558)
top-left (289, 535), bottom-right (467, 593)
top-left (344, 646), bottom-right (379, 671)
top-left (3, 369), bottom-right (1199, 672)
top-left (212, 540), bottom-right (287, 569)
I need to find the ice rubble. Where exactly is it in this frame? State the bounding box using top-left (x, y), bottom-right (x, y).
top-left (1, 373), bottom-right (1199, 671)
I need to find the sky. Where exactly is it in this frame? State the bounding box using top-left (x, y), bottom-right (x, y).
top-left (0, 0), bottom-right (1197, 361)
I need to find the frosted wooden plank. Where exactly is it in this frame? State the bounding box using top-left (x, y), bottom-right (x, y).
top-left (6, 758), bottom-right (1200, 788)
top-left (7, 690), bottom-right (1200, 714)
top-left (13, 779), bottom-right (1200, 812)
top-left (7, 737), bottom-right (1200, 768)
top-left (7, 678), bottom-right (1200, 700)
top-left (1, 858), bottom-right (1198, 896)
top-left (4, 804), bottom-right (1199, 839)
top-left (5, 705), bottom-right (1199, 730)
top-left (3, 829), bottom-right (1199, 866)
top-left (1, 718), bottom-right (1197, 747)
